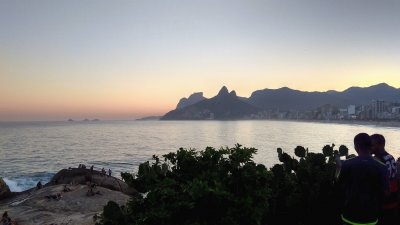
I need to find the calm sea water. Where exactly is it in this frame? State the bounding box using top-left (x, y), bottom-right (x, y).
top-left (1, 120), bottom-right (399, 192)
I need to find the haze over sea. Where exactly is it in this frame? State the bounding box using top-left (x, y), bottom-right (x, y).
top-left (1, 120), bottom-right (399, 192)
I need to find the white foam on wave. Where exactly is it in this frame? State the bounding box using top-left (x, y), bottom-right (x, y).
top-left (3, 177), bottom-right (50, 192)
top-left (3, 178), bottom-right (23, 192)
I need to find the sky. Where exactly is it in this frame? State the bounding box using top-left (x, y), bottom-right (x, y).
top-left (1, 0), bottom-right (400, 121)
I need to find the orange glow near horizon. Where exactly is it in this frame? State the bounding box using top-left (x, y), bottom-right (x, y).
top-left (1, 67), bottom-right (400, 121)
top-left (1, 1), bottom-right (400, 121)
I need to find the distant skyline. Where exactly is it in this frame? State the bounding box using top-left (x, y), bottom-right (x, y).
top-left (1, 0), bottom-right (400, 121)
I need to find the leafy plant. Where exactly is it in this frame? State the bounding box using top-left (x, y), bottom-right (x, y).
top-left (96, 144), bottom-right (351, 225)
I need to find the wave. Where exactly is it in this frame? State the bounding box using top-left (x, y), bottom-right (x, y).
top-left (3, 173), bottom-right (54, 192)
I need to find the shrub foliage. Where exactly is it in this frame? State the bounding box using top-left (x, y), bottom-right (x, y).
top-left (96, 144), bottom-right (352, 225)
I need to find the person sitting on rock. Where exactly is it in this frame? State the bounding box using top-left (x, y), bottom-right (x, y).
top-left (45, 193), bottom-right (62, 200)
top-left (101, 168), bottom-right (106, 176)
top-left (62, 185), bottom-right (71, 192)
top-left (1, 211), bottom-right (12, 225)
top-left (90, 183), bottom-right (97, 189)
top-left (87, 186), bottom-right (101, 197)
top-left (87, 188), bottom-right (95, 197)
top-left (36, 181), bottom-right (43, 190)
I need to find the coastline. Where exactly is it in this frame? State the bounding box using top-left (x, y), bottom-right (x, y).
top-left (156, 118), bottom-right (400, 128)
top-left (280, 119), bottom-right (400, 128)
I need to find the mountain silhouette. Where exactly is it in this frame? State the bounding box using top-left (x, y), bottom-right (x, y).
top-left (161, 86), bottom-right (261, 120)
top-left (176, 92), bottom-right (206, 109)
top-left (162, 83), bottom-right (400, 120)
top-left (248, 83), bottom-right (400, 111)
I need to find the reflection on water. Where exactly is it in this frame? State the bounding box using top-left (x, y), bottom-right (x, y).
top-left (0, 120), bottom-right (399, 191)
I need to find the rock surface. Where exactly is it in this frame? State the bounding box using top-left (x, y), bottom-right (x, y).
top-left (0, 177), bottom-right (11, 200)
top-left (0, 168), bottom-right (137, 225)
top-left (0, 184), bottom-right (130, 225)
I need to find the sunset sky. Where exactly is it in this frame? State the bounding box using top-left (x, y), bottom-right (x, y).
top-left (1, 0), bottom-right (400, 121)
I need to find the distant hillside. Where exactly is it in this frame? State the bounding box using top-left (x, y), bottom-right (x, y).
top-left (162, 83), bottom-right (400, 120)
top-left (136, 116), bottom-right (161, 121)
top-left (248, 83), bottom-right (400, 111)
top-left (162, 87), bottom-right (261, 120)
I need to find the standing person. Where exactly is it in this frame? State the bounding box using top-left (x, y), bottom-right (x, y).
top-left (371, 134), bottom-right (398, 225)
top-left (108, 168), bottom-right (112, 177)
top-left (397, 157), bottom-right (400, 217)
top-left (90, 165), bottom-right (94, 173)
top-left (396, 157), bottom-right (400, 180)
top-left (337, 133), bottom-right (389, 225)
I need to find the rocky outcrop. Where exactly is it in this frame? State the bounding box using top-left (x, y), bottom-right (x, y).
top-left (176, 92), bottom-right (206, 109)
top-left (0, 168), bottom-right (137, 225)
top-left (0, 184), bottom-right (130, 225)
top-left (48, 168), bottom-right (137, 196)
top-left (0, 177), bottom-right (11, 200)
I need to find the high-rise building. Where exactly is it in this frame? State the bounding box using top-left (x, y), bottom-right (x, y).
top-left (347, 105), bottom-right (356, 116)
top-left (372, 100), bottom-right (385, 118)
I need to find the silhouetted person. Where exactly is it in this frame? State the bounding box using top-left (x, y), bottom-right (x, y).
top-left (337, 133), bottom-right (389, 225)
top-left (36, 181), bottom-right (43, 190)
top-left (1, 211), bottom-right (11, 225)
top-left (62, 184), bottom-right (71, 192)
top-left (101, 168), bottom-right (106, 176)
top-left (45, 193), bottom-right (62, 200)
top-left (396, 157), bottom-right (400, 180)
top-left (90, 165), bottom-right (94, 173)
top-left (371, 134), bottom-right (398, 225)
top-left (108, 168), bottom-right (112, 177)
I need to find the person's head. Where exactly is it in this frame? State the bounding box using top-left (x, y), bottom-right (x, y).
top-left (354, 133), bottom-right (372, 155)
top-left (370, 134), bottom-right (385, 154)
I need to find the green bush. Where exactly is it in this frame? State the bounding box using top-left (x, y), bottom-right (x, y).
top-left (96, 144), bottom-right (349, 225)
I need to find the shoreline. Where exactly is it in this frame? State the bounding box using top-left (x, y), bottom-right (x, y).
top-left (263, 119), bottom-right (400, 128)
top-left (156, 118), bottom-right (400, 128)
top-left (1, 119), bottom-right (400, 128)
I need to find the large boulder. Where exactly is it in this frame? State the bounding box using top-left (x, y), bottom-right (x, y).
top-left (0, 177), bottom-right (11, 200)
top-left (48, 168), bottom-right (137, 196)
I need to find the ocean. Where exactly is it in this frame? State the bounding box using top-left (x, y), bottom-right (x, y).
top-left (1, 120), bottom-right (399, 192)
